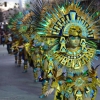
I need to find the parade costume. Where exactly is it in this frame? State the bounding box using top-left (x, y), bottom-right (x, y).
top-left (8, 11), bottom-right (35, 69)
top-left (8, 12), bottom-right (25, 67)
top-left (33, 0), bottom-right (100, 100)
top-left (16, 9), bottom-right (45, 79)
top-left (7, 0), bottom-right (100, 100)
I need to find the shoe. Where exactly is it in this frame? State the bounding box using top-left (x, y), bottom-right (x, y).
top-left (34, 79), bottom-right (39, 82)
top-left (22, 70), bottom-right (27, 73)
top-left (39, 94), bottom-right (46, 98)
top-left (38, 77), bottom-right (44, 82)
top-left (15, 61), bottom-right (17, 64)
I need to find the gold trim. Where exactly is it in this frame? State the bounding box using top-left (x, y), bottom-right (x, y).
top-left (53, 48), bottom-right (95, 70)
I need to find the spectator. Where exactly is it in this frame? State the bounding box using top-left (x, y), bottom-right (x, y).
top-left (1, 31), bottom-right (6, 46)
top-left (6, 34), bottom-right (12, 54)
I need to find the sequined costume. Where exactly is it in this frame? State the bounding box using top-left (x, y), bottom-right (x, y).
top-left (34, 1), bottom-right (100, 100)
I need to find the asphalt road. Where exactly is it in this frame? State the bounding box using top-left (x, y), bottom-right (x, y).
top-left (0, 45), bottom-right (54, 100)
top-left (0, 45), bottom-right (100, 100)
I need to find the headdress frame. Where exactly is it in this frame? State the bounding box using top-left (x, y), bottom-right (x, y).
top-left (37, 3), bottom-right (99, 40)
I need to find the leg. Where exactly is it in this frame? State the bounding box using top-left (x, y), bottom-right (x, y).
top-left (7, 44), bottom-right (10, 54)
top-left (22, 51), bottom-right (28, 73)
top-left (2, 41), bottom-right (5, 46)
top-left (23, 59), bottom-right (28, 73)
top-left (18, 52), bottom-right (22, 67)
top-left (39, 79), bottom-right (49, 98)
top-left (33, 67), bottom-right (38, 82)
top-left (15, 53), bottom-right (17, 64)
top-left (13, 48), bottom-right (18, 64)
top-left (9, 44), bottom-right (12, 54)
top-left (39, 58), bottom-right (50, 98)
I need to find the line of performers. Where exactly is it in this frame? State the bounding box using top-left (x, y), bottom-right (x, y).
top-left (7, 0), bottom-right (100, 100)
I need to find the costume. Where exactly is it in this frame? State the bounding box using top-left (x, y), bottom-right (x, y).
top-left (34, 0), bottom-right (100, 100)
top-left (7, 1), bottom-right (100, 99)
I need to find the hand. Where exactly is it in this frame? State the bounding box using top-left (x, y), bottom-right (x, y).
top-left (44, 88), bottom-right (54, 96)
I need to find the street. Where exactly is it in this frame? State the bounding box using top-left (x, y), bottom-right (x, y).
top-left (0, 45), bottom-right (100, 100)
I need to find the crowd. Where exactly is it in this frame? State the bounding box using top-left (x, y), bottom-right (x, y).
top-left (0, 29), bottom-right (13, 54)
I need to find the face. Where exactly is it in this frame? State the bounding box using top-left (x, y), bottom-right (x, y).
top-left (68, 36), bottom-right (81, 48)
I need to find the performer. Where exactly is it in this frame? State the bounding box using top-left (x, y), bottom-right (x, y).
top-left (45, 25), bottom-right (100, 100)
top-left (31, 41), bottom-right (44, 82)
top-left (34, 1), bottom-right (100, 100)
top-left (12, 35), bottom-right (24, 67)
top-left (23, 39), bottom-right (35, 73)
top-left (6, 34), bottom-right (12, 54)
top-left (11, 36), bottom-right (19, 64)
